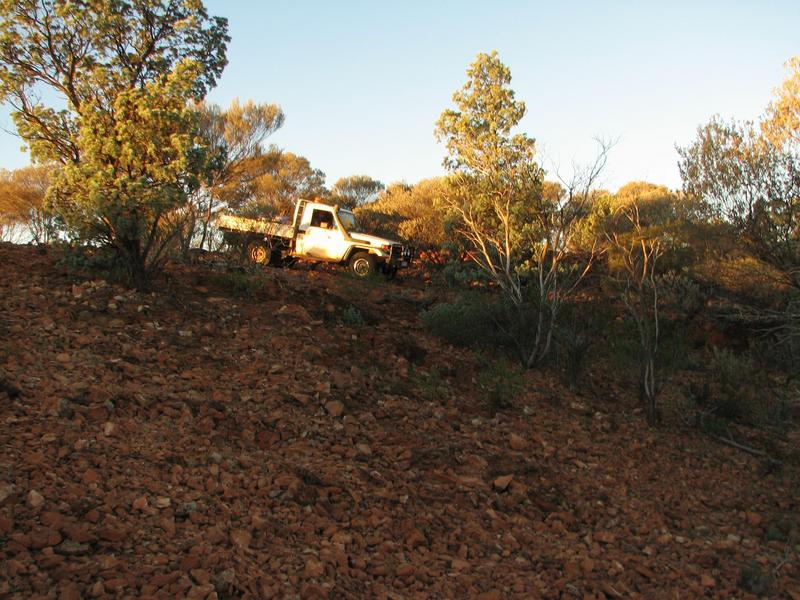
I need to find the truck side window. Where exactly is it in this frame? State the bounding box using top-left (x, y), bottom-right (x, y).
top-left (310, 209), bottom-right (334, 229)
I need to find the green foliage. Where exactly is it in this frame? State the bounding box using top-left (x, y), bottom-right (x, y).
top-left (235, 149), bottom-right (327, 217)
top-left (355, 178), bottom-right (450, 248)
top-left (436, 52), bottom-right (608, 369)
top-left (410, 367), bottom-right (449, 402)
top-left (764, 56), bottom-right (800, 147)
top-left (553, 303), bottom-right (598, 390)
top-left (206, 271), bottom-right (273, 299)
top-left (737, 560), bottom-right (771, 596)
top-left (341, 305), bottom-right (365, 327)
top-left (0, 0), bottom-right (229, 289)
top-left (420, 289), bottom-right (562, 368)
top-left (331, 175), bottom-right (384, 209)
top-left (441, 259), bottom-right (490, 288)
top-left (190, 99), bottom-right (285, 251)
top-left (678, 115), bottom-right (800, 290)
top-left (477, 354), bottom-right (523, 413)
top-left (57, 243), bottom-right (128, 284)
top-left (687, 348), bottom-right (770, 425)
top-left (420, 298), bottom-right (500, 348)
top-left (0, 164), bottom-right (58, 243)
top-left (435, 51), bottom-right (545, 306)
top-left (50, 67), bottom-right (207, 288)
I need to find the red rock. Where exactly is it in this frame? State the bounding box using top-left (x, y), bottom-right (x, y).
top-left (450, 558), bottom-right (470, 571)
top-left (132, 496), bottom-right (148, 510)
top-left (581, 557), bottom-right (595, 573)
top-left (88, 581), bottom-right (105, 597)
top-left (27, 489), bottom-right (45, 508)
top-left (0, 482), bottom-right (15, 503)
top-left (206, 526), bottom-right (226, 545)
top-left (509, 433), bottom-right (528, 450)
top-left (251, 512), bottom-right (269, 530)
top-left (277, 304), bottom-right (312, 324)
top-left (595, 531), bottom-right (616, 544)
top-left (324, 400), bottom-right (344, 417)
top-left (186, 583), bottom-right (216, 599)
top-left (29, 527), bottom-right (62, 549)
top-left (97, 526), bottom-right (127, 542)
top-left (304, 558), bottom-right (325, 578)
top-left (58, 583), bottom-right (82, 600)
top-left (290, 392), bottom-right (313, 406)
top-left (82, 469), bottom-right (101, 485)
top-left (355, 443), bottom-right (372, 456)
top-left (492, 475), bottom-right (513, 491)
top-left (564, 561), bottom-right (581, 579)
top-left (63, 524), bottom-right (94, 543)
top-left (406, 528), bottom-right (427, 549)
top-left (745, 512), bottom-right (762, 526)
top-left (39, 511), bottom-right (63, 528)
top-left (0, 516), bottom-right (12, 535)
top-left (190, 569), bottom-right (211, 585)
top-left (230, 529), bottom-right (251, 549)
top-left (700, 574), bottom-right (716, 588)
top-left (84, 509), bottom-right (101, 523)
top-left (55, 540), bottom-right (90, 556)
top-left (160, 516), bottom-right (176, 535)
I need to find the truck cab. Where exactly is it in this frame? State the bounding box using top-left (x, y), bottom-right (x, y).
top-left (292, 201), bottom-right (410, 277)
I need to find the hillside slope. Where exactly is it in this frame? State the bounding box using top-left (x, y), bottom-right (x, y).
top-left (0, 243), bottom-right (798, 599)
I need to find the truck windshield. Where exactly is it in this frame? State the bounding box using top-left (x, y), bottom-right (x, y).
top-left (338, 210), bottom-right (360, 233)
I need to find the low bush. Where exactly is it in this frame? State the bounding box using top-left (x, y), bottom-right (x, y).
top-left (341, 305), bottom-right (365, 327)
top-left (682, 347), bottom-right (793, 429)
top-left (58, 243), bottom-right (129, 285)
top-left (477, 354), bottom-right (524, 413)
top-left (420, 296), bottom-right (502, 348)
top-left (205, 271), bottom-right (273, 298)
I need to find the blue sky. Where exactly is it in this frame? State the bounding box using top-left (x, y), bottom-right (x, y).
top-left (1, 1), bottom-right (798, 192)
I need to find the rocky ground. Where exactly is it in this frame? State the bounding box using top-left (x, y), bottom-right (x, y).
top-left (0, 242), bottom-right (798, 599)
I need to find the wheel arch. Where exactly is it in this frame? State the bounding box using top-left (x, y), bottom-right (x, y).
top-left (342, 245), bottom-right (381, 264)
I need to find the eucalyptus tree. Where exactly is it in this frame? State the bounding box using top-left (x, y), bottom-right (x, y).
top-left (0, 0), bottom-right (229, 288)
top-left (436, 51), bottom-right (607, 367)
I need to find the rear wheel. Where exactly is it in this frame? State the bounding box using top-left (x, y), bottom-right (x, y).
top-left (349, 252), bottom-right (376, 278)
top-left (247, 241), bottom-right (269, 264)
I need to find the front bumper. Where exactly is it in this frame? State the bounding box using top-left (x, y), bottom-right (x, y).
top-left (387, 244), bottom-right (413, 268)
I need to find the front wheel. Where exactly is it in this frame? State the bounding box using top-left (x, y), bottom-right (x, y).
top-left (349, 252), bottom-right (376, 278)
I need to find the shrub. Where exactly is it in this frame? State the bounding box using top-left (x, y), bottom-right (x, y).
top-left (708, 348), bottom-right (767, 422)
top-left (420, 296), bottom-right (503, 349)
top-left (738, 560), bottom-right (771, 596)
top-left (58, 243), bottom-right (129, 285)
top-left (206, 271), bottom-right (273, 299)
top-left (440, 257), bottom-right (490, 288)
top-left (683, 348), bottom-right (788, 428)
top-left (477, 355), bottom-right (523, 413)
top-left (553, 303), bottom-right (601, 390)
top-left (341, 306), bottom-right (364, 327)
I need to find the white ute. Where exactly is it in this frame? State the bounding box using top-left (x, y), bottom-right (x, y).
top-left (218, 199), bottom-right (412, 278)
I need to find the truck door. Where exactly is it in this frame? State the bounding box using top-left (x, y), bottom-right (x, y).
top-left (296, 208), bottom-right (349, 261)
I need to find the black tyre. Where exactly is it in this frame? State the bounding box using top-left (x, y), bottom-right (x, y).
top-left (247, 241), bottom-right (269, 264)
top-left (269, 248), bottom-right (284, 267)
top-left (349, 252), bottom-right (376, 278)
top-left (383, 264), bottom-right (398, 280)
